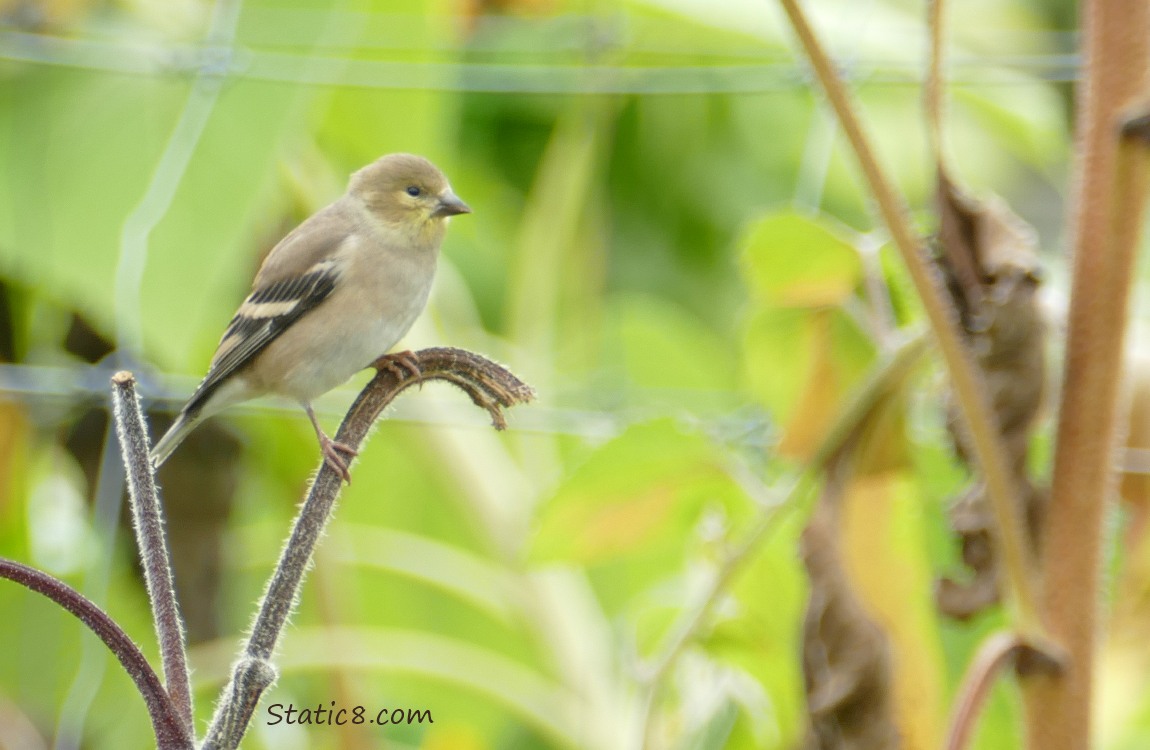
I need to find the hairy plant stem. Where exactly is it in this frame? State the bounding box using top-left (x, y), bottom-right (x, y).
top-left (1025, 0), bottom-right (1150, 745)
top-left (0, 558), bottom-right (193, 749)
top-left (925, 0), bottom-right (948, 169)
top-left (112, 371), bottom-right (195, 737)
top-left (202, 347), bottom-right (533, 750)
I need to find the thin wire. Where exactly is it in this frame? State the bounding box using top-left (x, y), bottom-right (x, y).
top-left (112, 0), bottom-right (243, 355)
top-left (231, 9), bottom-right (1080, 58)
top-left (0, 28), bottom-right (1081, 92)
top-left (0, 360), bottom-right (747, 442)
top-left (0, 9), bottom-right (1081, 62)
top-left (794, 0), bottom-right (878, 208)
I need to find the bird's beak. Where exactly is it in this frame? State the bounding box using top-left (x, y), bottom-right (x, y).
top-left (433, 190), bottom-right (471, 218)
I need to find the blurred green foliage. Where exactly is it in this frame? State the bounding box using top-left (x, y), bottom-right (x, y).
top-left (5, 0), bottom-right (1146, 749)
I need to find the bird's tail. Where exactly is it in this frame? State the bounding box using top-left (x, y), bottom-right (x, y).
top-left (150, 412), bottom-right (200, 468)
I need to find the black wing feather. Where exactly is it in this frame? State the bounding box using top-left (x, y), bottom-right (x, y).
top-left (182, 266), bottom-right (338, 418)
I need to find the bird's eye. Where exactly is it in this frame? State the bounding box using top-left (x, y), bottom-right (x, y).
top-left (405, 185), bottom-right (422, 197)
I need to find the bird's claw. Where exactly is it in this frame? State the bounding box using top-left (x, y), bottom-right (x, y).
top-left (320, 435), bottom-right (357, 483)
top-left (373, 350), bottom-right (423, 385)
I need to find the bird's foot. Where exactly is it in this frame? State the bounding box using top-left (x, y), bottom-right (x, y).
top-left (320, 434), bottom-right (358, 484)
top-left (373, 350), bottom-right (423, 384)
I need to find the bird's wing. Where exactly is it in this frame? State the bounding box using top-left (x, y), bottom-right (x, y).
top-left (253, 200), bottom-right (359, 286)
top-left (182, 254), bottom-right (343, 420)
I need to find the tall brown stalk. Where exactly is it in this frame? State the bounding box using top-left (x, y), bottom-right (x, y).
top-left (1024, 0), bottom-right (1150, 747)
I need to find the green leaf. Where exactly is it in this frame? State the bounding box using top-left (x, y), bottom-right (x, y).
top-left (330, 525), bottom-right (518, 625)
top-left (704, 511), bottom-right (807, 748)
top-left (530, 419), bottom-right (743, 565)
top-left (739, 211), bottom-right (863, 308)
top-left (742, 307), bottom-right (874, 459)
top-left (608, 293), bottom-right (738, 393)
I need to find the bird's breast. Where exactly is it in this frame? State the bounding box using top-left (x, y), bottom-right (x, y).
top-left (249, 234), bottom-right (437, 402)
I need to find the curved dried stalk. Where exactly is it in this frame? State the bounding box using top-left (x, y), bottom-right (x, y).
top-left (947, 632), bottom-right (1061, 750)
top-left (202, 347), bottom-right (533, 750)
top-left (0, 558), bottom-right (193, 749)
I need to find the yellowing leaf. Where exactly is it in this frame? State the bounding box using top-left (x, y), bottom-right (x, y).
top-left (740, 211), bottom-right (863, 308)
top-left (529, 420), bottom-right (745, 564)
top-left (777, 310), bottom-right (839, 459)
top-left (840, 471), bottom-right (946, 750)
top-left (744, 308), bottom-right (875, 461)
top-left (541, 481), bottom-right (682, 562)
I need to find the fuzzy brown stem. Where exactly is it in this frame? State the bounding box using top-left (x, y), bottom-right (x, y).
top-left (202, 347), bottom-right (532, 750)
top-left (925, 0), bottom-right (947, 169)
top-left (1025, 1), bottom-right (1150, 746)
top-left (111, 371), bottom-right (195, 737)
top-left (0, 558), bottom-right (193, 749)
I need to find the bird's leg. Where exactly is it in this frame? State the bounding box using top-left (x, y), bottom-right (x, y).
top-left (304, 402), bottom-right (356, 483)
top-left (372, 350), bottom-right (423, 384)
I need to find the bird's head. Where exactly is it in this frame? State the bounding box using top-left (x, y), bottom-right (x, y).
top-left (350, 153), bottom-right (471, 241)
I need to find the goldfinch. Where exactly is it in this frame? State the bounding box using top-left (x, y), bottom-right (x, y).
top-left (150, 153), bottom-right (470, 481)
